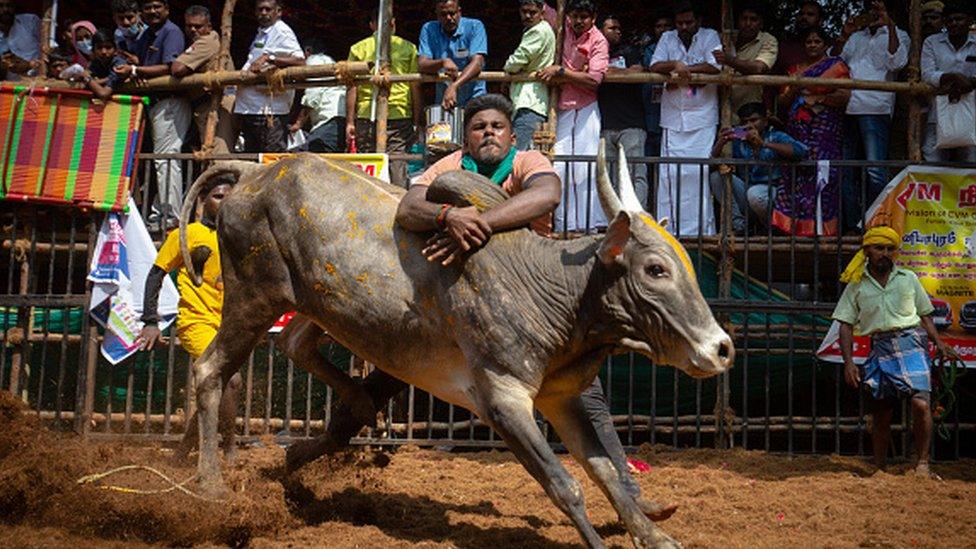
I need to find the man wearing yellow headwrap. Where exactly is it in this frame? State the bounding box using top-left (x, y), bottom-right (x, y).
top-left (832, 226), bottom-right (952, 477)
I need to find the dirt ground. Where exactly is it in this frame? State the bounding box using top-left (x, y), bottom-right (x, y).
top-left (2, 391), bottom-right (975, 548)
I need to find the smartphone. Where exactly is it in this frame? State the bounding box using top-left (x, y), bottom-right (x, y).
top-left (730, 126), bottom-right (750, 140)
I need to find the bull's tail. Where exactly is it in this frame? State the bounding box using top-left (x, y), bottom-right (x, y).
top-left (180, 161), bottom-right (258, 286)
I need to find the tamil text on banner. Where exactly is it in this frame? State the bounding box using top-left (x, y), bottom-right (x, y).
top-left (258, 154), bottom-right (389, 332)
top-left (259, 153), bottom-right (390, 183)
top-left (0, 86), bottom-right (146, 212)
top-left (817, 166), bottom-right (976, 367)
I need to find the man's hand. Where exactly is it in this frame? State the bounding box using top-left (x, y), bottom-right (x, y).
top-left (119, 50), bottom-right (140, 65)
top-left (442, 83), bottom-right (459, 110)
top-left (537, 65), bottom-right (562, 83)
top-left (441, 58), bottom-right (459, 79)
top-left (250, 54), bottom-right (270, 73)
top-left (423, 206), bottom-right (492, 266)
top-left (712, 48), bottom-right (732, 67)
top-left (345, 121), bottom-right (357, 148)
top-left (745, 127), bottom-right (764, 149)
top-left (936, 341), bottom-right (959, 361)
top-left (137, 324), bottom-right (166, 351)
top-left (844, 361), bottom-right (861, 389)
top-left (113, 63), bottom-right (133, 76)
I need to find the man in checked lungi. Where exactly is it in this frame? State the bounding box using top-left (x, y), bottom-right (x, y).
top-left (832, 226), bottom-right (953, 477)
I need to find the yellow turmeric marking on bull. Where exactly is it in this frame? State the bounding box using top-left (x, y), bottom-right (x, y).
top-left (464, 194), bottom-right (488, 211)
top-left (324, 263), bottom-right (337, 276)
top-left (298, 206), bottom-right (309, 219)
top-left (346, 212), bottom-right (366, 239)
top-left (638, 213), bottom-right (696, 281)
top-left (275, 165), bottom-right (289, 181)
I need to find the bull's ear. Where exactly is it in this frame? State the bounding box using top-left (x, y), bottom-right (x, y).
top-left (597, 211), bottom-right (632, 266)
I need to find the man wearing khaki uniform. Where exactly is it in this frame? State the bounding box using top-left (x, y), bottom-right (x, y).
top-left (171, 5), bottom-right (236, 154)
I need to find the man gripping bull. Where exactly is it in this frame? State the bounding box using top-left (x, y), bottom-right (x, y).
top-left (138, 174), bottom-right (243, 461)
top-left (289, 93), bottom-right (676, 522)
top-left (833, 226), bottom-right (953, 477)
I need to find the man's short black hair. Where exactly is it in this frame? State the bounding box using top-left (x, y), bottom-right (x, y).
top-left (598, 14), bottom-right (620, 27)
top-left (138, 0), bottom-right (169, 7)
top-left (111, 0), bottom-right (139, 14)
top-left (736, 102), bottom-right (766, 120)
top-left (943, 0), bottom-right (974, 17)
top-left (185, 4), bottom-right (211, 21)
top-left (799, 0), bottom-right (823, 17)
top-left (737, 1), bottom-right (763, 19)
top-left (567, 0), bottom-right (596, 15)
top-left (304, 37), bottom-right (327, 55)
top-left (92, 28), bottom-right (116, 47)
top-left (202, 173), bottom-right (236, 196)
top-left (48, 51), bottom-right (71, 64)
top-left (672, 1), bottom-right (699, 18)
top-left (518, 0), bottom-right (544, 6)
top-left (463, 93), bottom-right (513, 128)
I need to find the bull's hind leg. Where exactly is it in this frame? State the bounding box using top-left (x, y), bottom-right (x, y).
top-left (537, 396), bottom-right (680, 549)
top-left (471, 379), bottom-right (605, 548)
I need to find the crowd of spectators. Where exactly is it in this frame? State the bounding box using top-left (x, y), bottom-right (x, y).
top-left (0, 0), bottom-right (974, 236)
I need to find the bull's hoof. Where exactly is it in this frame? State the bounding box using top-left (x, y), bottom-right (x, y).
top-left (222, 444), bottom-right (239, 465)
top-left (636, 497), bottom-right (678, 522)
top-left (198, 477), bottom-right (229, 500)
top-left (285, 434), bottom-right (342, 473)
top-left (633, 530), bottom-right (682, 549)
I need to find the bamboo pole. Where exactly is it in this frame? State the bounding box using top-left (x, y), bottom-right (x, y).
top-left (109, 61), bottom-right (370, 93)
top-left (537, 0), bottom-right (565, 157)
top-left (374, 0), bottom-right (393, 153)
top-left (200, 0), bottom-right (238, 157)
top-left (37, 0), bottom-right (54, 79)
top-left (906, 0), bottom-right (923, 161)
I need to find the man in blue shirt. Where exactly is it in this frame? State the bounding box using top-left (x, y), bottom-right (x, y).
top-left (418, 0), bottom-right (488, 110)
top-left (114, 0), bottom-right (188, 231)
top-left (708, 102), bottom-right (810, 234)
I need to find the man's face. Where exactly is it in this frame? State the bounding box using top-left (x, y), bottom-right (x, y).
top-left (93, 42), bottom-right (117, 62)
top-left (738, 10), bottom-right (762, 39)
top-left (184, 14), bottom-right (211, 41)
top-left (519, 3), bottom-right (543, 29)
top-left (946, 12), bottom-right (973, 40)
top-left (436, 1), bottom-right (461, 35)
top-left (568, 9), bottom-right (595, 36)
top-left (114, 10), bottom-right (140, 30)
top-left (921, 10), bottom-right (943, 35)
top-left (600, 18), bottom-right (622, 46)
top-left (864, 243), bottom-right (897, 273)
top-left (796, 3), bottom-right (821, 31)
top-left (48, 60), bottom-right (68, 77)
top-left (740, 112), bottom-right (767, 133)
top-left (255, 0), bottom-right (280, 28)
top-left (653, 17), bottom-right (673, 40)
top-left (465, 109), bottom-right (515, 165)
top-left (204, 184), bottom-right (231, 218)
top-left (674, 11), bottom-right (699, 42)
top-left (0, 0), bottom-right (13, 27)
top-left (141, 1), bottom-right (169, 26)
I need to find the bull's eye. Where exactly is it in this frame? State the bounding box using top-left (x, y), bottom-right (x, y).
top-left (646, 264), bottom-right (667, 278)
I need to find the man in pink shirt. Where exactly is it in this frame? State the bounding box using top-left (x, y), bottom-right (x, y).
top-left (538, 0), bottom-right (608, 233)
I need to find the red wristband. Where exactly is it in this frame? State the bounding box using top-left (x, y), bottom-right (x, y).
top-left (435, 204), bottom-right (452, 230)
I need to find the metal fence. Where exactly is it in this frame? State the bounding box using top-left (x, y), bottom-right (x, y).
top-left (1, 153), bottom-right (973, 460)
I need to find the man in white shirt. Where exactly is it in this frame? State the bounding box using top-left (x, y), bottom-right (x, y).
top-left (0, 0), bottom-right (40, 79)
top-left (921, 1), bottom-right (976, 162)
top-left (233, 0), bottom-right (305, 153)
top-left (835, 0), bottom-right (909, 231)
top-left (290, 38), bottom-right (346, 153)
top-left (649, 1), bottom-right (721, 236)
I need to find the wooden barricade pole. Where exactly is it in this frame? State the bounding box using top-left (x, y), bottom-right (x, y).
top-left (200, 0), bottom-right (238, 157)
top-left (37, 0), bottom-right (54, 79)
top-left (7, 226), bottom-right (32, 402)
top-left (715, 0), bottom-right (735, 450)
top-left (906, 0), bottom-right (923, 162)
top-left (536, 0), bottom-right (565, 157)
top-left (374, 0), bottom-right (394, 153)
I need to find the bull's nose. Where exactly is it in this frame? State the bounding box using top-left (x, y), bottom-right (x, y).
top-left (716, 336), bottom-right (735, 370)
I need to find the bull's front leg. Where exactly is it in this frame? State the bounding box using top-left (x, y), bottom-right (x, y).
top-left (470, 370), bottom-right (605, 549)
top-left (537, 395), bottom-right (680, 549)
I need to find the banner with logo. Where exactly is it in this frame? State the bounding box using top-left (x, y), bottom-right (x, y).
top-left (258, 154), bottom-right (389, 333)
top-left (259, 153), bottom-right (390, 183)
top-left (817, 166), bottom-right (976, 367)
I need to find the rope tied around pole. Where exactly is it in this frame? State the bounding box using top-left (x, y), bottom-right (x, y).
top-left (76, 465), bottom-right (215, 501)
top-left (369, 68), bottom-right (392, 88)
top-left (333, 60), bottom-right (358, 88)
top-left (932, 351), bottom-right (966, 441)
top-left (532, 124), bottom-right (556, 159)
top-left (12, 238), bottom-right (29, 262)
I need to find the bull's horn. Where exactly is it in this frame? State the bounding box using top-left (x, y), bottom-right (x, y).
top-left (616, 143), bottom-right (645, 212)
top-left (596, 138), bottom-right (622, 220)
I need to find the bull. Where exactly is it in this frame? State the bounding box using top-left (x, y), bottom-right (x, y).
top-left (178, 142), bottom-right (733, 548)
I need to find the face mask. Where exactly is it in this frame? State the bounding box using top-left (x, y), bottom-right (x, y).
top-left (121, 22), bottom-right (144, 39)
top-left (76, 39), bottom-right (93, 56)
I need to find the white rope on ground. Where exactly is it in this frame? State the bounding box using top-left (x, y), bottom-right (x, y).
top-left (76, 465), bottom-right (213, 501)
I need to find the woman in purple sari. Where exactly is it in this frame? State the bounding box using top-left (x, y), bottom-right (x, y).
top-left (774, 28), bottom-right (851, 237)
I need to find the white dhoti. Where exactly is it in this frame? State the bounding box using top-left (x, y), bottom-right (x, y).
top-left (554, 102), bottom-right (606, 232)
top-left (658, 127), bottom-right (716, 236)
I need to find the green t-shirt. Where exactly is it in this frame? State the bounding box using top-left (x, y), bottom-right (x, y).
top-left (348, 34), bottom-right (418, 120)
top-left (831, 266), bottom-right (934, 336)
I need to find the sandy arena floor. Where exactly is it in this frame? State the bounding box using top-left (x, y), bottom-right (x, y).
top-left (2, 391), bottom-right (975, 548)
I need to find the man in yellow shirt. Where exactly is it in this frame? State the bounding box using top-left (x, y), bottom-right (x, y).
top-left (832, 226), bottom-right (952, 476)
top-left (345, 11), bottom-right (423, 187)
top-left (138, 174), bottom-right (242, 461)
